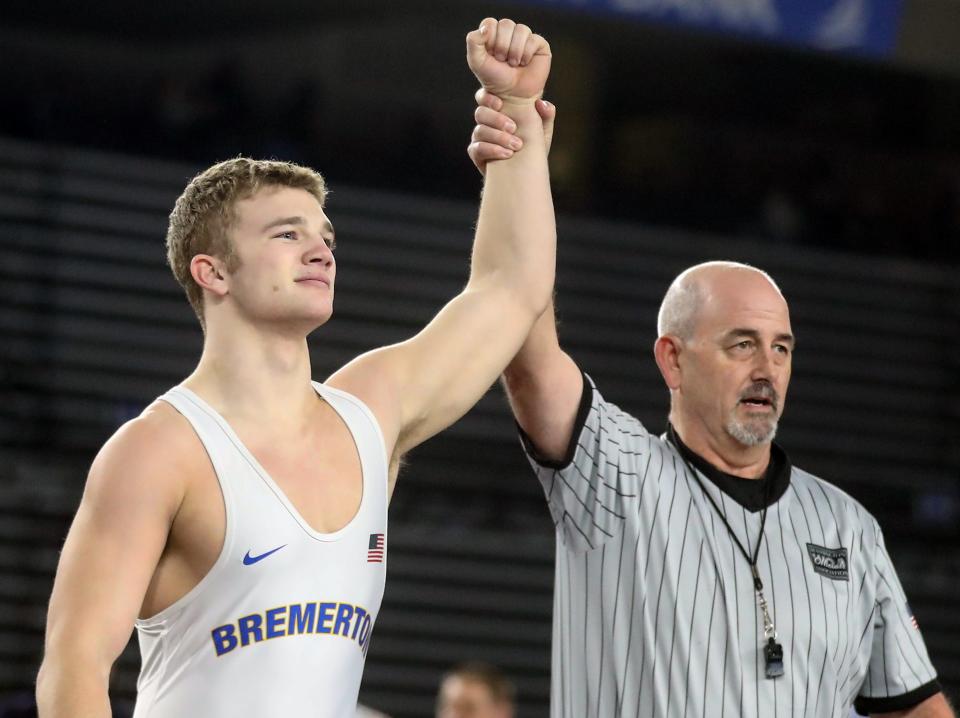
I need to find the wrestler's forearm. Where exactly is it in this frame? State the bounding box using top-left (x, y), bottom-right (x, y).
top-left (36, 656), bottom-right (112, 718)
top-left (468, 99), bottom-right (554, 316)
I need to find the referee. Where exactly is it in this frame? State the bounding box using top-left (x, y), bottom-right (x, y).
top-left (499, 260), bottom-right (953, 718)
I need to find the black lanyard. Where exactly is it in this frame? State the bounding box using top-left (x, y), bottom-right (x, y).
top-left (667, 425), bottom-right (785, 678)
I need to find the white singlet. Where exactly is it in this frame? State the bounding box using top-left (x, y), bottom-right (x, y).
top-left (133, 382), bottom-right (388, 718)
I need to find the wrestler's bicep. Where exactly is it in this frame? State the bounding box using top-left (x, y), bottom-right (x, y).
top-left (43, 416), bottom-right (183, 670)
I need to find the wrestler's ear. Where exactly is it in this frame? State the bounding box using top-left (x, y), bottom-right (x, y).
top-left (654, 334), bottom-right (683, 390)
top-left (190, 254), bottom-right (230, 298)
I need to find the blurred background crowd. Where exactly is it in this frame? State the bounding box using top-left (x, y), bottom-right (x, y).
top-left (3, 1), bottom-right (960, 264)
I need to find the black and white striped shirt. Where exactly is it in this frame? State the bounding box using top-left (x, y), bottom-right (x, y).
top-left (521, 375), bottom-right (940, 718)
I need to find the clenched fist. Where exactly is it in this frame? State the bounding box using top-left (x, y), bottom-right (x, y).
top-left (466, 18), bottom-right (551, 103)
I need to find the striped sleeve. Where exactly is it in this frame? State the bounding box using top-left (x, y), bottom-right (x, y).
top-left (853, 525), bottom-right (942, 715)
top-left (518, 373), bottom-right (649, 551)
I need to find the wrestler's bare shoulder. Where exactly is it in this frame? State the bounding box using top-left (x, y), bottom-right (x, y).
top-left (88, 398), bottom-right (207, 495)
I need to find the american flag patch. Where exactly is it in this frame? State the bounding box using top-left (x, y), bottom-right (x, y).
top-left (367, 533), bottom-right (385, 563)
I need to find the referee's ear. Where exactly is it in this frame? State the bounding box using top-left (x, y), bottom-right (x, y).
top-left (654, 334), bottom-right (684, 390)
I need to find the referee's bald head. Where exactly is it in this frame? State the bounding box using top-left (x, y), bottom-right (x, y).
top-left (657, 261), bottom-right (785, 340)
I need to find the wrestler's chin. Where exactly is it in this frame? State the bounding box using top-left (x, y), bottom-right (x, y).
top-left (296, 293), bottom-right (335, 324)
top-left (266, 303), bottom-right (334, 337)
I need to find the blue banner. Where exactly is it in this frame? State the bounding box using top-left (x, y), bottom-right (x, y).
top-left (523, 0), bottom-right (904, 57)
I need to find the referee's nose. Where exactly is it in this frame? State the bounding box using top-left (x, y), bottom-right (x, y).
top-left (748, 345), bottom-right (790, 406)
top-left (749, 345), bottom-right (783, 386)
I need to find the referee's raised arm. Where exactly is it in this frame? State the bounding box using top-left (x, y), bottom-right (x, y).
top-left (501, 301), bottom-right (583, 464)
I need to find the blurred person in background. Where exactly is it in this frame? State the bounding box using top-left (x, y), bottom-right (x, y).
top-left (436, 663), bottom-right (516, 718)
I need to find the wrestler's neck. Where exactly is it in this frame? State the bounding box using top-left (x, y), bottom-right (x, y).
top-left (670, 412), bottom-right (771, 480)
top-left (183, 311), bottom-right (319, 424)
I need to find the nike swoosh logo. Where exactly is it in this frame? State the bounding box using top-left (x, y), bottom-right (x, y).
top-left (242, 544), bottom-right (287, 566)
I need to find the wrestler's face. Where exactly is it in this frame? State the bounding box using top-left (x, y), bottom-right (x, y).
top-left (436, 676), bottom-right (512, 718)
top-left (678, 271), bottom-right (793, 448)
top-left (224, 185), bottom-right (336, 333)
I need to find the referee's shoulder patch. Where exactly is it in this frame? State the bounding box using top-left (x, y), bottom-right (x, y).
top-left (805, 543), bottom-right (849, 581)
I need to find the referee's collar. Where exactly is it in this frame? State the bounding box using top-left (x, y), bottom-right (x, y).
top-left (666, 424), bottom-right (791, 512)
